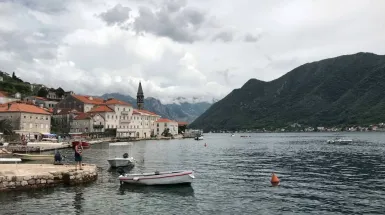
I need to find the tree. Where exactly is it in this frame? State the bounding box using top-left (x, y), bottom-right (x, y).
top-left (12, 72), bottom-right (15, 79)
top-left (0, 119), bottom-right (13, 135)
top-left (37, 87), bottom-right (49, 97)
top-left (162, 128), bottom-right (172, 137)
top-left (178, 125), bottom-right (187, 134)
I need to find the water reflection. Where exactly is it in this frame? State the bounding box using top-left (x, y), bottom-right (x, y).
top-left (73, 187), bottom-right (84, 215)
top-left (118, 184), bottom-right (195, 197)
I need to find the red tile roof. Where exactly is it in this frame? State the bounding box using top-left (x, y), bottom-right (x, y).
top-left (74, 112), bottom-right (91, 120)
top-left (137, 109), bottom-right (159, 116)
top-left (156, 118), bottom-right (176, 123)
top-left (178, 121), bottom-right (188, 126)
top-left (0, 102), bottom-right (51, 115)
top-left (89, 105), bottom-right (114, 113)
top-left (72, 95), bottom-right (104, 104)
top-left (0, 91), bottom-right (9, 97)
top-left (132, 109), bottom-right (159, 116)
top-left (104, 98), bottom-right (132, 106)
top-left (71, 95), bottom-right (132, 106)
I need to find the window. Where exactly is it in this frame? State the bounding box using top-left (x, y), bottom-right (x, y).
top-left (46, 117), bottom-right (48, 120)
top-left (118, 108), bottom-right (119, 111)
top-left (24, 115), bottom-right (26, 119)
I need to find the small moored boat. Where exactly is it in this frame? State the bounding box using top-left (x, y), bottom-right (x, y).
top-left (118, 170), bottom-right (195, 185)
top-left (13, 153), bottom-right (54, 161)
top-left (194, 136), bottom-right (203, 141)
top-left (327, 138), bottom-right (352, 145)
top-left (107, 142), bottom-right (135, 168)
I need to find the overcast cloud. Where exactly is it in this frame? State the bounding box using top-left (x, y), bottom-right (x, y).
top-left (0, 0), bottom-right (385, 104)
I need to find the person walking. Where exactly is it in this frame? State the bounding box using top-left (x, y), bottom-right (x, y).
top-left (74, 142), bottom-right (83, 170)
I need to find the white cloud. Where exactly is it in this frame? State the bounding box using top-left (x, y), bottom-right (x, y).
top-left (1, 0), bottom-right (385, 104)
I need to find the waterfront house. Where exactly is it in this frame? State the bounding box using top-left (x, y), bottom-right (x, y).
top-left (130, 109), bottom-right (160, 138)
top-left (70, 112), bottom-right (105, 133)
top-left (0, 102), bottom-right (51, 137)
top-left (156, 118), bottom-right (179, 136)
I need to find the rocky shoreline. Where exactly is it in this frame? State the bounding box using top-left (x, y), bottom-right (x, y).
top-left (0, 164), bottom-right (98, 192)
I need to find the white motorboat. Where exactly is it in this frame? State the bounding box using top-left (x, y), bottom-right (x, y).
top-left (327, 138), bottom-right (353, 145)
top-left (194, 136), bottom-right (203, 140)
top-left (108, 157), bottom-right (135, 168)
top-left (108, 142), bottom-right (135, 168)
top-left (118, 170), bottom-right (195, 185)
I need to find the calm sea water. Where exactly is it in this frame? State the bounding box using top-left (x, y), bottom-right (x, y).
top-left (1, 132), bottom-right (385, 214)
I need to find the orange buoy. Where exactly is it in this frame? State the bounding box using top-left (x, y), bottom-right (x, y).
top-left (271, 173), bottom-right (280, 186)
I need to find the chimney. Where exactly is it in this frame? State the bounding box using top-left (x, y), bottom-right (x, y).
top-left (7, 103), bottom-right (11, 110)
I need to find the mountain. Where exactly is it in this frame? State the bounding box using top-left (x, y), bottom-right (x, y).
top-left (189, 52), bottom-right (385, 132)
top-left (101, 93), bottom-right (212, 123)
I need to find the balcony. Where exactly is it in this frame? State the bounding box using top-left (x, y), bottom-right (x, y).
top-left (93, 124), bottom-right (104, 129)
top-left (120, 119), bottom-right (131, 124)
top-left (121, 111), bottom-right (129, 115)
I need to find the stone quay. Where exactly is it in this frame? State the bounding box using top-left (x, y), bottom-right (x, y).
top-left (0, 164), bottom-right (98, 192)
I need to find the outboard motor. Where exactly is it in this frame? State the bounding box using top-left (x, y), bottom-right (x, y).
top-left (123, 153), bottom-right (128, 158)
top-left (117, 167), bottom-right (126, 176)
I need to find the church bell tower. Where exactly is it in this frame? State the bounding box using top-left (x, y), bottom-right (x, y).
top-left (137, 82), bottom-right (144, 110)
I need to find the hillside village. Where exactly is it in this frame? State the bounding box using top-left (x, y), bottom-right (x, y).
top-left (0, 71), bottom-right (188, 141)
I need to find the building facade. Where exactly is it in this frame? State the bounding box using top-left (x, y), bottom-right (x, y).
top-left (24, 96), bottom-right (58, 108)
top-left (156, 118), bottom-right (179, 136)
top-left (70, 113), bottom-right (105, 133)
top-left (130, 109), bottom-right (160, 138)
top-left (0, 102), bottom-right (51, 136)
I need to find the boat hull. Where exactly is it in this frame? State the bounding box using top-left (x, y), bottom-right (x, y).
top-left (119, 170), bottom-right (194, 185)
top-left (72, 141), bottom-right (90, 149)
top-left (108, 158), bottom-right (135, 168)
top-left (327, 140), bottom-right (352, 145)
top-left (13, 153), bottom-right (54, 161)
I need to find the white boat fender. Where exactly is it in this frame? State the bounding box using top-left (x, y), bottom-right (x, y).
top-left (189, 174), bottom-right (195, 179)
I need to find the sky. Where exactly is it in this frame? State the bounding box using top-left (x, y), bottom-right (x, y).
top-left (0, 0), bottom-right (385, 104)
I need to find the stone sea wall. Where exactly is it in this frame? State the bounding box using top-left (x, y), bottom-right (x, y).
top-left (0, 165), bottom-right (98, 191)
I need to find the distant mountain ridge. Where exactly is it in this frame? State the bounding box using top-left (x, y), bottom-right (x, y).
top-left (101, 93), bottom-right (212, 123)
top-left (189, 52), bottom-right (385, 131)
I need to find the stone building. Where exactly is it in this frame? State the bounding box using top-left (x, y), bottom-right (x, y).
top-left (0, 102), bottom-right (51, 137)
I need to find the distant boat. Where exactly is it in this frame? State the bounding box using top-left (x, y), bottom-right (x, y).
top-left (327, 138), bottom-right (352, 145)
top-left (194, 136), bottom-right (203, 140)
top-left (231, 134), bottom-right (235, 137)
top-left (118, 170), bottom-right (195, 185)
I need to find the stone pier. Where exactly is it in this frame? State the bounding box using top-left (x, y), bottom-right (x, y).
top-left (0, 164), bottom-right (98, 191)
